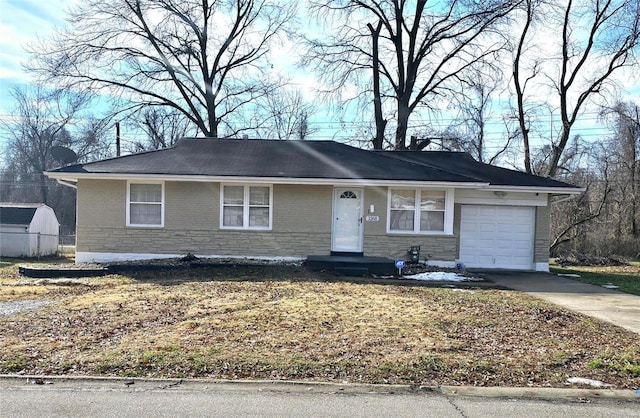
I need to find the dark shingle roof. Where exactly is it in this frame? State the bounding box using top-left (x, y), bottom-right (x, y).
top-left (49, 139), bottom-right (479, 182)
top-left (48, 138), bottom-right (580, 190)
top-left (0, 205), bottom-right (39, 226)
top-left (380, 151), bottom-right (579, 188)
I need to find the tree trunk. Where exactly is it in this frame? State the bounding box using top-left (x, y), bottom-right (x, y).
top-left (205, 90), bottom-right (218, 138)
top-left (631, 151), bottom-right (639, 237)
top-left (395, 97), bottom-right (410, 149)
top-left (547, 123), bottom-right (571, 178)
top-left (512, 0), bottom-right (534, 173)
top-left (368, 21), bottom-right (386, 149)
top-left (518, 108), bottom-right (532, 173)
top-left (40, 173), bottom-right (49, 204)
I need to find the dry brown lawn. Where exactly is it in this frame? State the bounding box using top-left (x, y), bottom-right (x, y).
top-left (1, 261), bottom-right (639, 388)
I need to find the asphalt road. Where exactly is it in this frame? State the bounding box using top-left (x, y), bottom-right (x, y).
top-left (1, 378), bottom-right (639, 418)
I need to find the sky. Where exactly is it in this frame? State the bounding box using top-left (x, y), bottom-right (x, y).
top-left (0, 0), bottom-right (638, 165)
top-left (0, 0), bottom-right (72, 89)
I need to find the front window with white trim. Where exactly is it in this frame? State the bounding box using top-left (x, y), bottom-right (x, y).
top-left (127, 182), bottom-right (164, 227)
top-left (221, 184), bottom-right (272, 230)
top-left (388, 189), bottom-right (452, 234)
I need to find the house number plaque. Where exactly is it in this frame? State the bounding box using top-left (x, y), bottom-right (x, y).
top-left (365, 215), bottom-right (379, 222)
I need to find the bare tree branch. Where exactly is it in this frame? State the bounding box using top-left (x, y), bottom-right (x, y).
top-left (304, 0), bottom-right (521, 149)
top-left (28, 0), bottom-right (296, 138)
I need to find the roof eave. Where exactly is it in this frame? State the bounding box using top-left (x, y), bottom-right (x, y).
top-left (486, 185), bottom-right (585, 194)
top-left (45, 171), bottom-right (488, 188)
top-left (45, 172), bottom-right (584, 193)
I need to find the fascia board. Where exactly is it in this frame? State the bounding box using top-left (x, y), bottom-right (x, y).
top-left (484, 185), bottom-right (586, 194)
top-left (45, 171), bottom-right (584, 193)
top-left (44, 172), bottom-right (489, 189)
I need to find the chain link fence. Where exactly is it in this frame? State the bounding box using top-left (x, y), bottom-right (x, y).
top-left (0, 231), bottom-right (75, 258)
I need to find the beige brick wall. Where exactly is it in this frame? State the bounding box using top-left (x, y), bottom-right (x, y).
top-left (363, 235), bottom-right (458, 261)
top-left (534, 197), bottom-right (551, 263)
top-left (77, 179), bottom-right (125, 228)
top-left (77, 226), bottom-right (330, 257)
top-left (77, 180), bottom-right (549, 265)
top-left (166, 182), bottom-right (218, 230)
top-left (453, 203), bottom-right (462, 258)
top-left (77, 179), bottom-right (124, 250)
top-left (76, 180), bottom-right (333, 256)
top-left (361, 186), bottom-right (458, 262)
top-left (272, 184), bottom-right (332, 233)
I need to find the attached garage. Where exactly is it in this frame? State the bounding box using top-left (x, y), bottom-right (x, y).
top-left (459, 205), bottom-right (535, 270)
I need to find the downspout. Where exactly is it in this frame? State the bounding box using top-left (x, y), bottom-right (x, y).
top-left (551, 194), bottom-right (579, 205)
top-left (56, 179), bottom-right (78, 189)
top-left (55, 178), bottom-right (78, 262)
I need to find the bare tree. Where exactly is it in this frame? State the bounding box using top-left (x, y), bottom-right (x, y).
top-left (30, 0), bottom-right (296, 138)
top-left (0, 85), bottom-right (109, 230)
top-left (3, 86), bottom-right (87, 203)
top-left (304, 0), bottom-right (521, 149)
top-left (510, 0), bottom-right (546, 173)
top-left (550, 176), bottom-right (611, 254)
top-left (251, 89), bottom-right (318, 140)
top-left (549, 120), bottom-right (640, 259)
top-left (512, 0), bottom-right (640, 177)
top-left (600, 101), bottom-right (640, 238)
top-left (126, 108), bottom-right (198, 152)
top-left (367, 20), bottom-right (387, 149)
top-left (442, 71), bottom-right (513, 163)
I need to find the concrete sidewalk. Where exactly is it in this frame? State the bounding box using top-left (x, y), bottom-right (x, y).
top-left (480, 271), bottom-right (640, 335)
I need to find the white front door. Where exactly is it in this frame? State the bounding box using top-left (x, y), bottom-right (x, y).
top-left (332, 188), bottom-right (364, 252)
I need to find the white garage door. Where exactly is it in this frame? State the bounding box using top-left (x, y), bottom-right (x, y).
top-left (459, 205), bottom-right (535, 270)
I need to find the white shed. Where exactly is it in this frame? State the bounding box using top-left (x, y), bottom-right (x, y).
top-left (0, 203), bottom-right (60, 257)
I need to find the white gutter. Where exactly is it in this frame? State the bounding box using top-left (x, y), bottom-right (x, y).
top-left (486, 185), bottom-right (585, 195)
top-left (552, 194), bottom-right (582, 204)
top-left (45, 172), bottom-right (584, 194)
top-left (44, 171), bottom-right (488, 189)
top-left (55, 178), bottom-right (78, 189)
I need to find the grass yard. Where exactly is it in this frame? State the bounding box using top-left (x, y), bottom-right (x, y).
top-left (1, 260), bottom-right (639, 389)
top-left (550, 262), bottom-right (640, 296)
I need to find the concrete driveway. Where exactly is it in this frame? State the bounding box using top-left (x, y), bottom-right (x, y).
top-left (476, 271), bottom-right (640, 335)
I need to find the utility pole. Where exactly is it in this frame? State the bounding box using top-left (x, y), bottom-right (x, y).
top-left (116, 122), bottom-right (121, 157)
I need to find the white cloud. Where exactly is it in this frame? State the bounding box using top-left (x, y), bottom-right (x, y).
top-left (0, 0), bottom-right (77, 82)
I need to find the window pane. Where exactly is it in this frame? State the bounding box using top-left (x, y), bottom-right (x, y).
top-left (391, 190), bottom-right (415, 209)
top-left (223, 206), bottom-right (243, 226)
top-left (340, 191), bottom-right (357, 199)
top-left (249, 207), bottom-right (269, 227)
top-left (130, 184), bottom-right (161, 203)
top-left (130, 203), bottom-right (161, 225)
top-left (420, 211), bottom-right (445, 231)
top-left (223, 186), bottom-right (244, 205)
top-left (390, 210), bottom-right (414, 231)
top-left (249, 187), bottom-right (269, 206)
top-left (421, 191), bottom-right (445, 210)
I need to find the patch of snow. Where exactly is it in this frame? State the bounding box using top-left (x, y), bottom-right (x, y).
top-left (558, 274), bottom-right (581, 278)
top-left (566, 377), bottom-right (611, 388)
top-left (402, 272), bottom-right (479, 282)
top-left (601, 283), bottom-right (619, 289)
top-left (0, 300), bottom-right (51, 317)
